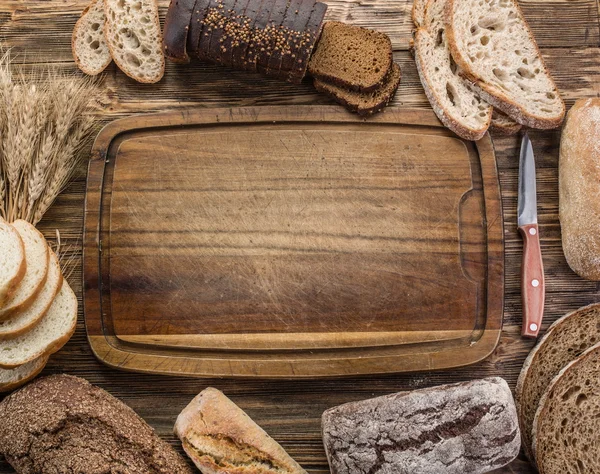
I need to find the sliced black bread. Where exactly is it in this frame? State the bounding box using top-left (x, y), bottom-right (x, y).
top-left (289, 0), bottom-right (326, 82)
top-left (279, 0), bottom-right (313, 76)
top-left (206, 0), bottom-right (237, 64)
top-left (187, 0), bottom-right (210, 58)
top-left (516, 303), bottom-right (600, 463)
top-left (265, 0), bottom-right (296, 74)
top-left (225, 0), bottom-right (251, 68)
top-left (196, 0), bottom-right (220, 60)
top-left (308, 21), bottom-right (393, 92)
top-left (244, 0), bottom-right (278, 72)
top-left (233, 0), bottom-right (263, 70)
top-left (314, 62), bottom-right (401, 116)
top-left (163, 0), bottom-right (198, 63)
top-left (257, 0), bottom-right (288, 74)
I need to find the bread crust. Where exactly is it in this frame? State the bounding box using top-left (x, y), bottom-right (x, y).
top-left (163, 0), bottom-right (198, 63)
top-left (444, 0), bottom-right (565, 129)
top-left (290, 1), bottom-right (326, 82)
top-left (0, 356), bottom-right (48, 393)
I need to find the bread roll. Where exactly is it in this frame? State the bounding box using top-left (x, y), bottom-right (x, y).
top-left (559, 98), bottom-right (600, 280)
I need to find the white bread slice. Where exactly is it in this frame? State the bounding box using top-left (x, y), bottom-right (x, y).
top-left (445, 0), bottom-right (565, 129)
top-left (104, 0), bottom-right (165, 83)
top-left (490, 108), bottom-right (522, 135)
top-left (72, 0), bottom-right (112, 76)
top-left (515, 303), bottom-right (600, 463)
top-left (412, 0), bottom-right (427, 26)
top-left (0, 219), bottom-right (25, 307)
top-left (0, 281), bottom-right (77, 369)
top-left (0, 356), bottom-right (48, 393)
top-left (0, 249), bottom-right (62, 340)
top-left (532, 342), bottom-right (600, 473)
top-left (0, 220), bottom-right (49, 320)
top-left (414, 0), bottom-right (492, 141)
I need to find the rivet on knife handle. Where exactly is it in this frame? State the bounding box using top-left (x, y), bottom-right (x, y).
top-left (519, 223), bottom-right (545, 337)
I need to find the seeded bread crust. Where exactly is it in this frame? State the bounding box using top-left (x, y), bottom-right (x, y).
top-left (279, 0), bottom-right (311, 78)
top-left (163, 0), bottom-right (198, 63)
top-left (0, 356), bottom-right (48, 393)
top-left (265, 0), bottom-right (294, 74)
top-left (258, 0), bottom-right (287, 74)
top-left (515, 303), bottom-right (600, 464)
top-left (206, 0), bottom-right (237, 64)
top-left (197, 0), bottom-right (219, 59)
top-left (244, 0), bottom-right (277, 71)
top-left (532, 343), bottom-right (600, 473)
top-left (227, 0), bottom-right (251, 68)
top-left (290, 1), bottom-right (326, 82)
top-left (444, 0), bottom-right (565, 129)
top-left (187, 0), bottom-right (209, 58)
top-left (234, 0), bottom-right (263, 70)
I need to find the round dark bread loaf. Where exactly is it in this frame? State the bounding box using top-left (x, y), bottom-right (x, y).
top-left (163, 0), bottom-right (197, 63)
top-left (0, 375), bottom-right (193, 474)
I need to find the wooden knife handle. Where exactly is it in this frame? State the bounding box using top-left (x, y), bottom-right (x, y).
top-left (519, 223), bottom-right (545, 338)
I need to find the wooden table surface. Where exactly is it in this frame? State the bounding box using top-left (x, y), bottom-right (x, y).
top-left (0, 0), bottom-right (599, 472)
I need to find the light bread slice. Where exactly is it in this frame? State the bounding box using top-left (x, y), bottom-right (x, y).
top-left (0, 221), bottom-right (49, 320)
top-left (0, 281), bottom-right (77, 369)
top-left (532, 342), bottom-right (600, 473)
top-left (0, 356), bottom-right (48, 393)
top-left (445, 0), bottom-right (565, 129)
top-left (516, 303), bottom-right (600, 463)
top-left (414, 0), bottom-right (492, 141)
top-left (412, 0), bottom-right (427, 26)
top-left (0, 219), bottom-right (25, 307)
top-left (490, 108), bottom-right (522, 135)
top-left (104, 0), bottom-right (165, 83)
top-left (72, 0), bottom-right (112, 75)
top-left (0, 249), bottom-right (62, 340)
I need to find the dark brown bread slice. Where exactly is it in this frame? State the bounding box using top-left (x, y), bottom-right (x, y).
top-left (163, 0), bottom-right (197, 63)
top-left (234, 0), bottom-right (263, 70)
top-left (197, 0), bottom-right (220, 59)
top-left (308, 21), bottom-right (393, 92)
top-left (314, 62), bottom-right (401, 116)
top-left (322, 377), bottom-right (520, 474)
top-left (0, 375), bottom-right (193, 474)
top-left (289, 0), bottom-right (326, 82)
top-left (256, 0), bottom-right (288, 74)
top-left (188, 0), bottom-right (211, 58)
top-left (277, 0), bottom-right (311, 78)
top-left (266, 0), bottom-right (301, 76)
top-left (206, 0), bottom-right (236, 64)
top-left (244, 0), bottom-right (276, 71)
top-left (227, 0), bottom-right (251, 68)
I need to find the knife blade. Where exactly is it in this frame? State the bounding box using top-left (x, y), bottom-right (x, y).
top-left (518, 133), bottom-right (545, 338)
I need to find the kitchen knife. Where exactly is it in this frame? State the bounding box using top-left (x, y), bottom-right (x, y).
top-left (518, 133), bottom-right (545, 338)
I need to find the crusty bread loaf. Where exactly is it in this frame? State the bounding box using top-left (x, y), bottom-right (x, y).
top-left (516, 303), bottom-right (600, 463)
top-left (72, 0), bottom-right (112, 75)
top-left (445, 0), bottom-right (565, 129)
top-left (0, 374), bottom-right (194, 474)
top-left (559, 98), bottom-right (600, 280)
top-left (322, 377), bottom-right (520, 474)
top-left (0, 220), bottom-right (49, 321)
top-left (308, 21), bottom-right (392, 92)
top-left (0, 281), bottom-right (77, 368)
top-left (0, 219), bottom-right (25, 308)
top-left (532, 343), bottom-right (600, 473)
top-left (490, 109), bottom-right (522, 135)
top-left (175, 387), bottom-right (307, 474)
top-left (0, 249), bottom-right (62, 339)
top-left (104, 0), bottom-right (165, 83)
top-left (413, 0), bottom-right (492, 141)
top-left (0, 356), bottom-right (48, 393)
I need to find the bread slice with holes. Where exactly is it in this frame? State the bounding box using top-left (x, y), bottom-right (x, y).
top-left (515, 303), bottom-right (600, 464)
top-left (308, 21), bottom-right (393, 92)
top-left (104, 0), bottom-right (165, 83)
top-left (490, 109), bottom-right (522, 135)
top-left (445, 0), bottom-right (565, 129)
top-left (532, 342), bottom-right (600, 473)
top-left (0, 219), bottom-right (25, 308)
top-left (0, 356), bottom-right (48, 393)
top-left (0, 221), bottom-right (49, 321)
top-left (72, 0), bottom-right (112, 75)
top-left (0, 281), bottom-right (77, 369)
top-left (0, 249), bottom-right (62, 340)
top-left (414, 0), bottom-right (492, 141)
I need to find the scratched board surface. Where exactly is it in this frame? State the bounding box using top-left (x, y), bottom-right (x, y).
top-left (84, 107), bottom-right (504, 377)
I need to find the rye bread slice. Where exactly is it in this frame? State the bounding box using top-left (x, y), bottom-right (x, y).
top-left (266, 0), bottom-right (302, 77)
top-left (532, 343), bottom-right (600, 474)
top-left (187, 0), bottom-right (210, 58)
top-left (225, 0), bottom-right (251, 68)
top-left (244, 0), bottom-right (277, 71)
top-left (197, 0), bottom-right (220, 60)
top-left (207, 0), bottom-right (240, 65)
top-left (289, 0), bottom-right (325, 82)
top-left (0, 374), bottom-right (194, 474)
top-left (72, 0), bottom-right (112, 75)
top-left (0, 356), bottom-right (48, 393)
top-left (314, 62), bottom-right (401, 116)
top-left (515, 303), bottom-right (600, 463)
top-left (277, 0), bottom-right (310, 78)
top-left (233, 0), bottom-right (263, 70)
top-left (308, 21), bottom-right (393, 92)
top-left (163, 0), bottom-right (198, 63)
top-left (257, 0), bottom-right (288, 74)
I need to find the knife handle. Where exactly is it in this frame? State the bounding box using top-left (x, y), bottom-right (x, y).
top-left (519, 223), bottom-right (545, 338)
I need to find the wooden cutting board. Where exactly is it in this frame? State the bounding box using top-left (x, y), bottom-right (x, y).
top-left (84, 106), bottom-right (503, 378)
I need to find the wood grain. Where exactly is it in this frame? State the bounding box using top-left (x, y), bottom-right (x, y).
top-left (0, 0), bottom-right (598, 471)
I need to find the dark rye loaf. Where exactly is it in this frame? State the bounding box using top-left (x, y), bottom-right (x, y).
top-left (0, 375), bottom-right (193, 474)
top-left (322, 377), bottom-right (520, 474)
top-left (163, 0), bottom-right (197, 63)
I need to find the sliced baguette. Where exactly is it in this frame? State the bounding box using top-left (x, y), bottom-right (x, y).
top-left (0, 281), bottom-right (77, 369)
top-left (0, 249), bottom-right (62, 340)
top-left (0, 219), bottom-right (25, 308)
top-left (414, 0), bottom-right (492, 141)
top-left (532, 342), bottom-right (600, 473)
top-left (0, 356), bottom-right (48, 393)
top-left (516, 303), bottom-right (600, 463)
top-left (445, 0), bottom-right (565, 129)
top-left (72, 0), bottom-right (112, 75)
top-left (490, 108), bottom-right (522, 135)
top-left (0, 221), bottom-right (49, 321)
top-left (104, 0), bottom-right (165, 83)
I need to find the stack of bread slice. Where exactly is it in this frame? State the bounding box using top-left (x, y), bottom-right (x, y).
top-left (516, 303), bottom-right (600, 473)
top-left (0, 219), bottom-right (77, 392)
top-left (412, 0), bottom-right (564, 140)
